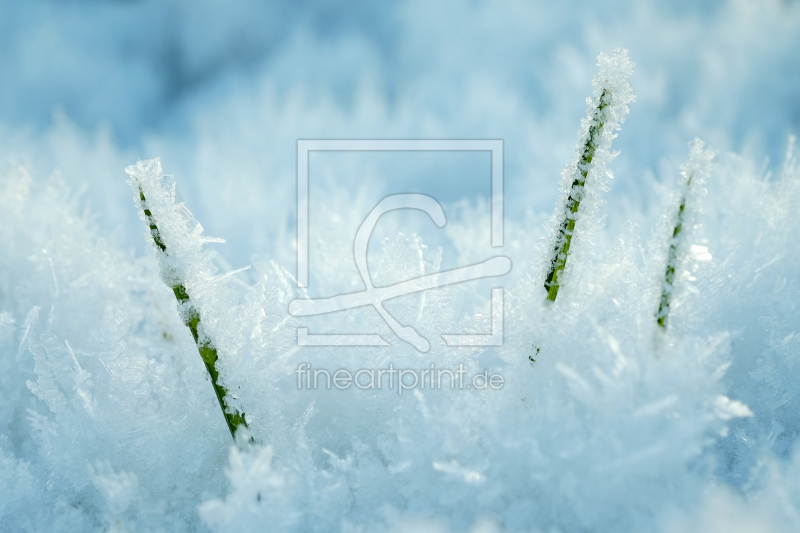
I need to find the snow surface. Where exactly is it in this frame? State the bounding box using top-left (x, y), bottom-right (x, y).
top-left (1, 1), bottom-right (800, 531)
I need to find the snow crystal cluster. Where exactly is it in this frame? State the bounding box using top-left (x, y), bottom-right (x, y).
top-left (2, 52), bottom-right (800, 533)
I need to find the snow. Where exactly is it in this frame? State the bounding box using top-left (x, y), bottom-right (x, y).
top-left (0, 2), bottom-right (800, 531)
top-left (3, 129), bottom-right (800, 531)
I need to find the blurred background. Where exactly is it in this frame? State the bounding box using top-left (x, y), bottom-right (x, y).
top-left (0, 0), bottom-right (798, 268)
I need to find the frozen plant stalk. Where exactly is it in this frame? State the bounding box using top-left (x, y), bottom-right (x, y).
top-left (656, 139), bottom-right (715, 329)
top-left (126, 159), bottom-right (249, 440)
top-left (543, 49), bottom-right (635, 301)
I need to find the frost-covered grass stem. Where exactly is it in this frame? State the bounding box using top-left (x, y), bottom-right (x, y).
top-left (655, 138), bottom-right (715, 330)
top-left (137, 187), bottom-right (248, 440)
top-left (544, 89), bottom-right (611, 301)
top-left (540, 49), bottom-right (635, 305)
top-left (656, 179), bottom-right (690, 329)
